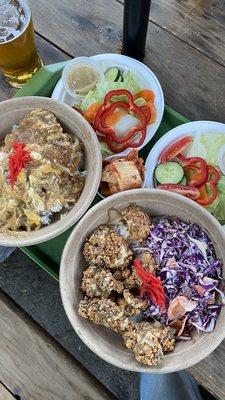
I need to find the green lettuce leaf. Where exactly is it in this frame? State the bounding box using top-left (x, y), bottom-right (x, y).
top-left (207, 175), bottom-right (225, 222)
top-left (81, 70), bottom-right (141, 112)
top-left (185, 134), bottom-right (225, 166)
top-left (184, 135), bottom-right (207, 160)
top-left (99, 141), bottom-right (113, 158)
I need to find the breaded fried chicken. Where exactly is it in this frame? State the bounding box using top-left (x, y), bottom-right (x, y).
top-left (121, 205), bottom-right (151, 243)
top-left (122, 322), bottom-right (175, 365)
top-left (118, 289), bottom-right (148, 316)
top-left (81, 265), bottom-right (123, 298)
top-left (122, 322), bottom-right (163, 366)
top-left (78, 297), bottom-right (130, 332)
top-left (83, 225), bottom-right (132, 269)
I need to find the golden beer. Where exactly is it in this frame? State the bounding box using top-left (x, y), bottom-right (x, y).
top-left (0, 0), bottom-right (42, 87)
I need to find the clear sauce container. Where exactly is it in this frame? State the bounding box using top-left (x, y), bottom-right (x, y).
top-left (62, 57), bottom-right (104, 103)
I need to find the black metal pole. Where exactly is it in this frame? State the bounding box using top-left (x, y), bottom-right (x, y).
top-left (122, 0), bottom-right (151, 61)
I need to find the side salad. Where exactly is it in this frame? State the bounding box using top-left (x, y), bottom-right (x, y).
top-left (154, 135), bottom-right (225, 224)
top-left (75, 67), bottom-right (156, 154)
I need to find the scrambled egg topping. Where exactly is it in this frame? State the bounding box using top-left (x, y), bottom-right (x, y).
top-left (0, 108), bottom-right (85, 232)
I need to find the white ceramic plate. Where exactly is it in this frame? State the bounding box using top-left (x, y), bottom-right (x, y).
top-left (145, 120), bottom-right (225, 188)
top-left (51, 53), bottom-right (164, 153)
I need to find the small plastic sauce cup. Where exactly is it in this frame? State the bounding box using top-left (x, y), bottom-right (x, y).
top-left (62, 57), bottom-right (104, 104)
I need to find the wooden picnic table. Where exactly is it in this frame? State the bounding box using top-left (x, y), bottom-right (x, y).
top-left (1, 0), bottom-right (225, 399)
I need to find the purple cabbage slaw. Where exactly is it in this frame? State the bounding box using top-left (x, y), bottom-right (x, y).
top-left (133, 217), bottom-right (224, 336)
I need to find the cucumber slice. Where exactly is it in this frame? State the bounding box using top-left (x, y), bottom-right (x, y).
top-left (105, 67), bottom-right (120, 82)
top-left (155, 162), bottom-right (184, 184)
top-left (179, 176), bottom-right (187, 185)
top-left (116, 73), bottom-right (123, 82)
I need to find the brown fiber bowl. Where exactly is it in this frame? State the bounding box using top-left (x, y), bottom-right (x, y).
top-left (60, 189), bottom-right (225, 373)
top-left (0, 97), bottom-right (102, 246)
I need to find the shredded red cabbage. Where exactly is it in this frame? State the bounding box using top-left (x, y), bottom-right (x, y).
top-left (133, 217), bottom-right (223, 336)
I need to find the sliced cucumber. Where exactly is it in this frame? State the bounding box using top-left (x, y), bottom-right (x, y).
top-left (105, 67), bottom-right (121, 82)
top-left (155, 162), bottom-right (184, 184)
top-left (116, 73), bottom-right (123, 82)
top-left (179, 176), bottom-right (187, 185)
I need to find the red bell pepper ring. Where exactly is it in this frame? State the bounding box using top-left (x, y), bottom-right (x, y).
top-left (105, 127), bottom-right (147, 153)
top-left (94, 89), bottom-right (150, 146)
top-left (177, 154), bottom-right (208, 168)
top-left (184, 162), bottom-right (208, 187)
top-left (176, 154), bottom-right (208, 187)
top-left (134, 259), bottom-right (166, 310)
top-left (139, 105), bottom-right (151, 125)
top-left (207, 165), bottom-right (220, 185)
top-left (197, 183), bottom-right (217, 206)
top-left (157, 183), bottom-right (200, 200)
top-left (196, 165), bottom-right (220, 206)
top-left (103, 89), bottom-right (134, 107)
top-left (160, 136), bottom-right (193, 163)
top-left (95, 101), bottom-right (148, 144)
top-left (105, 136), bottom-right (132, 153)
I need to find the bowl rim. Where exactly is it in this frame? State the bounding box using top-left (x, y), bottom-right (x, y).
top-left (0, 96), bottom-right (102, 246)
top-left (60, 188), bottom-right (225, 373)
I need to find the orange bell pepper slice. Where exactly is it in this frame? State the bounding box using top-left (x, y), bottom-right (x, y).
top-left (134, 89), bottom-right (155, 102)
top-left (146, 101), bottom-right (156, 123)
top-left (84, 103), bottom-right (101, 123)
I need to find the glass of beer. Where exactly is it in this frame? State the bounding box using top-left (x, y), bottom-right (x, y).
top-left (0, 0), bottom-right (42, 87)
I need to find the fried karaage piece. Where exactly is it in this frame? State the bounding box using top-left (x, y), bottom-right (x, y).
top-left (122, 322), bottom-right (175, 365)
top-left (122, 322), bottom-right (163, 366)
top-left (78, 297), bottom-right (130, 332)
top-left (124, 251), bottom-right (157, 290)
top-left (121, 205), bottom-right (151, 243)
top-left (118, 289), bottom-right (148, 316)
top-left (113, 267), bottom-right (131, 281)
top-left (83, 225), bottom-right (132, 269)
top-left (81, 265), bottom-right (124, 298)
top-left (148, 323), bottom-right (176, 352)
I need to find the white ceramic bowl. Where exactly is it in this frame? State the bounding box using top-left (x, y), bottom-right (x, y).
top-left (60, 189), bottom-right (225, 373)
top-left (0, 97), bottom-right (102, 246)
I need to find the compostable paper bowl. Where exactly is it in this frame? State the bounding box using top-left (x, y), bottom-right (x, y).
top-left (0, 96), bottom-right (101, 246)
top-left (60, 189), bottom-right (225, 373)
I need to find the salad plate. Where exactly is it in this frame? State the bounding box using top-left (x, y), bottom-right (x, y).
top-left (52, 53), bottom-right (164, 155)
top-left (145, 121), bottom-right (225, 225)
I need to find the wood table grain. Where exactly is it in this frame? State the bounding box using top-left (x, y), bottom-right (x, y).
top-left (0, 1), bottom-right (225, 398)
top-left (0, 290), bottom-right (116, 400)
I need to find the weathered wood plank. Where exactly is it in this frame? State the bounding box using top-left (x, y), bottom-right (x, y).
top-left (116, 0), bottom-right (225, 67)
top-left (0, 34), bottom-right (69, 102)
top-left (0, 290), bottom-right (116, 400)
top-left (189, 340), bottom-right (225, 400)
top-left (150, 0), bottom-right (225, 67)
top-left (0, 383), bottom-right (15, 400)
top-left (28, 0), bottom-right (225, 122)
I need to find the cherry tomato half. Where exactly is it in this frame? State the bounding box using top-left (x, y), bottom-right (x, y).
top-left (160, 136), bottom-right (193, 163)
top-left (157, 183), bottom-right (200, 200)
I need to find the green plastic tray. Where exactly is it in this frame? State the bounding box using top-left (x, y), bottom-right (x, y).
top-left (13, 62), bottom-right (188, 281)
